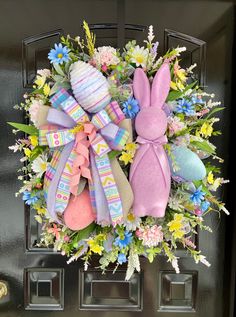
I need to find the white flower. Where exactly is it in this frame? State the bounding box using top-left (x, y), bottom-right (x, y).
top-left (124, 212), bottom-right (141, 231)
top-left (171, 257), bottom-right (180, 273)
top-left (199, 255), bottom-right (211, 267)
top-left (37, 68), bottom-right (51, 77)
top-left (93, 46), bottom-right (120, 66)
top-left (31, 154), bottom-right (48, 177)
top-left (147, 25), bottom-right (154, 43)
top-left (9, 144), bottom-right (20, 152)
top-left (130, 45), bottom-right (149, 67)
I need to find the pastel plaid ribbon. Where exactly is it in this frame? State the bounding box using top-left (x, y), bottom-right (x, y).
top-left (39, 88), bottom-right (129, 225)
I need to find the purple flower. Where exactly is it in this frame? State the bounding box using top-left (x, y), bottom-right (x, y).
top-left (190, 186), bottom-right (205, 205)
top-left (176, 99), bottom-right (195, 116)
top-left (114, 231), bottom-right (132, 248)
top-left (22, 191), bottom-right (38, 205)
top-left (122, 97), bottom-right (140, 119)
top-left (117, 253), bottom-right (127, 264)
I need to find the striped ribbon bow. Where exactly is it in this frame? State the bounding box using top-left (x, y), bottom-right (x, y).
top-left (39, 88), bottom-right (129, 226)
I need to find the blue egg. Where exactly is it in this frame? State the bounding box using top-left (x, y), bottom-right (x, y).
top-left (168, 145), bottom-right (206, 181)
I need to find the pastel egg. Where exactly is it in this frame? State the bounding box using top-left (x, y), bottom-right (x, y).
top-left (64, 189), bottom-right (96, 230)
top-left (168, 145), bottom-right (206, 181)
top-left (70, 61), bottom-right (111, 113)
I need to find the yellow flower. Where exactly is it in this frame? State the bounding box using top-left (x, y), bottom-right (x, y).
top-left (35, 206), bottom-right (46, 215)
top-left (207, 171), bottom-right (214, 184)
top-left (87, 239), bottom-right (104, 255)
top-left (119, 151), bottom-right (133, 165)
top-left (176, 69), bottom-right (186, 82)
top-left (125, 142), bottom-right (138, 155)
top-left (170, 81), bottom-right (178, 91)
top-left (34, 75), bottom-right (46, 88)
top-left (200, 122), bottom-right (213, 137)
top-left (69, 124), bottom-right (84, 134)
top-left (170, 80), bottom-right (185, 91)
top-left (29, 135), bottom-right (38, 147)
top-left (173, 230), bottom-right (185, 239)
top-left (24, 148), bottom-right (31, 157)
top-left (43, 83), bottom-right (51, 96)
top-left (127, 212), bottom-right (136, 222)
top-left (167, 214), bottom-right (184, 234)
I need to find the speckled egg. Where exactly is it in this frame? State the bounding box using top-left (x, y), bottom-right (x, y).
top-left (168, 145), bottom-right (206, 181)
top-left (70, 61), bottom-right (111, 113)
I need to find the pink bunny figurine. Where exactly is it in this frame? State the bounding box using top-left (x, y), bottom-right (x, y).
top-left (129, 63), bottom-right (171, 218)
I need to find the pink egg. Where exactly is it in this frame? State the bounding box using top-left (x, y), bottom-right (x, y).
top-left (64, 189), bottom-right (96, 230)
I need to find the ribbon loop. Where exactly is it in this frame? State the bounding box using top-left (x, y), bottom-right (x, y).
top-left (40, 88), bottom-right (129, 225)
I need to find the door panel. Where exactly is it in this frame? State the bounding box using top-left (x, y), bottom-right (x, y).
top-left (0, 1), bottom-right (234, 316)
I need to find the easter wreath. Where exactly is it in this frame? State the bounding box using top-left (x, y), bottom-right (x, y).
top-left (9, 22), bottom-right (229, 279)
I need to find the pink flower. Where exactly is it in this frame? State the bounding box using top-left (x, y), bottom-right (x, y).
top-left (47, 224), bottom-right (61, 240)
top-left (93, 46), bottom-right (120, 67)
top-left (64, 235), bottom-right (70, 242)
top-left (136, 225), bottom-right (163, 247)
top-left (168, 117), bottom-right (185, 136)
top-left (28, 99), bottom-right (44, 126)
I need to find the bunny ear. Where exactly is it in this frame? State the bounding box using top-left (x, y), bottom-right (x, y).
top-left (151, 62), bottom-right (171, 108)
top-left (133, 68), bottom-right (150, 108)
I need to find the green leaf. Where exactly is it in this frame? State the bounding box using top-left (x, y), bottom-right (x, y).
top-left (190, 140), bottom-right (215, 155)
top-left (167, 81), bottom-right (197, 102)
top-left (76, 223), bottom-right (96, 241)
top-left (30, 146), bottom-right (45, 161)
top-left (7, 122), bottom-right (38, 135)
top-left (205, 107), bottom-right (224, 119)
top-left (53, 63), bottom-right (65, 76)
top-left (108, 150), bottom-right (121, 160)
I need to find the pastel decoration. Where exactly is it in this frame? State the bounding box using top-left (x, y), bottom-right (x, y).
top-left (130, 63), bottom-right (171, 218)
top-left (70, 61), bottom-right (111, 113)
top-left (64, 189), bottom-right (96, 230)
top-left (168, 145), bottom-right (206, 181)
top-left (119, 119), bottom-right (133, 143)
top-left (36, 105), bottom-right (51, 127)
top-left (110, 158), bottom-right (134, 218)
top-left (39, 88), bottom-right (129, 226)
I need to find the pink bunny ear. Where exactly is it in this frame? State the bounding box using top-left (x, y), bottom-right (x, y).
top-left (133, 68), bottom-right (150, 108)
top-left (151, 62), bottom-right (171, 108)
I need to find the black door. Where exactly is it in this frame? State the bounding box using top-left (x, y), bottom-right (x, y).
top-left (0, 1), bottom-right (235, 316)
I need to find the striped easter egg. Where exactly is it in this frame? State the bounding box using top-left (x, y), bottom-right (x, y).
top-left (70, 61), bottom-right (111, 113)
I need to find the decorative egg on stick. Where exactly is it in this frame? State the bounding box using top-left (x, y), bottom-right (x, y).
top-left (70, 61), bottom-right (111, 113)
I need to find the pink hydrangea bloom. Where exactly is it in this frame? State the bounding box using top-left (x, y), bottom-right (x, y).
top-left (93, 46), bottom-right (120, 67)
top-left (136, 225), bottom-right (163, 247)
top-left (28, 99), bottom-right (44, 126)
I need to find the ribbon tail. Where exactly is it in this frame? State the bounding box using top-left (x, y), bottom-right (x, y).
top-left (46, 142), bottom-right (74, 222)
top-left (89, 151), bottom-right (111, 226)
top-left (94, 153), bottom-right (123, 226)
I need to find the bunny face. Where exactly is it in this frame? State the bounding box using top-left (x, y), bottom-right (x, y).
top-left (133, 63), bottom-right (171, 140)
top-left (135, 107), bottom-right (167, 140)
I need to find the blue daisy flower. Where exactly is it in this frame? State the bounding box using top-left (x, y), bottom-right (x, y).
top-left (190, 186), bottom-right (205, 205)
top-left (122, 97), bottom-right (140, 119)
top-left (117, 253), bottom-right (127, 264)
top-left (48, 43), bottom-right (70, 64)
top-left (176, 98), bottom-right (195, 116)
top-left (22, 191), bottom-right (39, 205)
top-left (200, 201), bottom-right (210, 212)
top-left (114, 231), bottom-right (132, 248)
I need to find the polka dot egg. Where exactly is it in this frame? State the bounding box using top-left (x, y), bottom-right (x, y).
top-left (70, 61), bottom-right (111, 113)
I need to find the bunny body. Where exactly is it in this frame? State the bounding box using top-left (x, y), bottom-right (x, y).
top-left (130, 63), bottom-right (171, 218)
